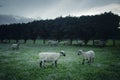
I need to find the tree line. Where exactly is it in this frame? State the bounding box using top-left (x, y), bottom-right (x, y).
top-left (0, 12), bottom-right (120, 46)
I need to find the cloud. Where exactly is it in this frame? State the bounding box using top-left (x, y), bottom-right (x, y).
top-left (0, 0), bottom-right (120, 19)
top-left (35, 0), bottom-right (85, 19)
top-left (38, 0), bottom-right (120, 19)
top-left (0, 15), bottom-right (33, 25)
top-left (0, 5), bottom-right (3, 7)
top-left (72, 3), bottom-right (120, 16)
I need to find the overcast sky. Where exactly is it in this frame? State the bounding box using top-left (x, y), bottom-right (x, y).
top-left (0, 0), bottom-right (120, 19)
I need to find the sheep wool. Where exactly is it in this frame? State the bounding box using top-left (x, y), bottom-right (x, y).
top-left (11, 43), bottom-right (19, 50)
top-left (77, 50), bottom-right (95, 64)
top-left (39, 51), bottom-right (65, 68)
top-left (48, 40), bottom-right (59, 46)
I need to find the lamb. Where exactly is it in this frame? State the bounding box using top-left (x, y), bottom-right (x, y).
top-left (39, 50), bottom-right (65, 68)
top-left (48, 40), bottom-right (59, 46)
top-left (77, 50), bottom-right (95, 64)
top-left (11, 43), bottom-right (20, 50)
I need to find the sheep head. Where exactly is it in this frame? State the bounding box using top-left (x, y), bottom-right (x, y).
top-left (77, 50), bottom-right (83, 55)
top-left (60, 50), bottom-right (66, 56)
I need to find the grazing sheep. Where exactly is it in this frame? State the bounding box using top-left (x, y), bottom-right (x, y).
top-left (48, 40), bottom-right (59, 46)
top-left (11, 43), bottom-right (19, 50)
top-left (76, 40), bottom-right (84, 46)
top-left (63, 40), bottom-right (71, 45)
top-left (94, 40), bottom-right (106, 47)
top-left (39, 50), bottom-right (65, 68)
top-left (77, 50), bottom-right (95, 64)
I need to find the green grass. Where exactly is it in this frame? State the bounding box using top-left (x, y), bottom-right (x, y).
top-left (0, 40), bottom-right (120, 80)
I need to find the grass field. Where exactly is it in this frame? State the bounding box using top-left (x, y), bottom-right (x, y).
top-left (0, 40), bottom-right (120, 80)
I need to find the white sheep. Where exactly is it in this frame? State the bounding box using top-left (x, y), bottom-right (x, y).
top-left (76, 40), bottom-right (84, 46)
top-left (94, 40), bottom-right (106, 47)
top-left (77, 50), bottom-right (95, 64)
top-left (48, 40), bottom-right (59, 46)
top-left (63, 40), bottom-right (71, 45)
top-left (39, 50), bottom-right (65, 68)
top-left (11, 43), bottom-right (19, 50)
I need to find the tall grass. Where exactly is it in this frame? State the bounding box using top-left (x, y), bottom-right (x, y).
top-left (0, 40), bottom-right (120, 80)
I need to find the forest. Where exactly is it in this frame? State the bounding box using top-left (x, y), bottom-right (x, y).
top-left (0, 12), bottom-right (120, 46)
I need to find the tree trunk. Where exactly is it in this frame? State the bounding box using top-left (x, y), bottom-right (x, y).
top-left (8, 39), bottom-right (11, 43)
top-left (24, 39), bottom-right (27, 44)
top-left (33, 39), bottom-right (36, 44)
top-left (43, 39), bottom-right (46, 44)
top-left (16, 39), bottom-right (19, 43)
top-left (93, 39), bottom-right (95, 46)
top-left (84, 40), bottom-right (88, 46)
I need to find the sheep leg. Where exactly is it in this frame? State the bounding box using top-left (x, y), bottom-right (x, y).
top-left (82, 59), bottom-right (85, 64)
top-left (88, 58), bottom-right (92, 65)
top-left (86, 58), bottom-right (89, 63)
top-left (40, 61), bottom-right (42, 67)
top-left (43, 61), bottom-right (46, 68)
top-left (55, 60), bottom-right (57, 67)
top-left (52, 62), bottom-right (54, 67)
top-left (87, 60), bottom-right (90, 64)
top-left (51, 61), bottom-right (57, 67)
top-left (92, 58), bottom-right (94, 63)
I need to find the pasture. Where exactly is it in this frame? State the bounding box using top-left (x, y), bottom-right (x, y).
top-left (0, 40), bottom-right (120, 80)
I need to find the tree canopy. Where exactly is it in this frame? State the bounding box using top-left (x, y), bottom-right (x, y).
top-left (0, 12), bottom-right (120, 45)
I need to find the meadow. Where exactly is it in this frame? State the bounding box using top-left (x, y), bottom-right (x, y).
top-left (0, 40), bottom-right (120, 80)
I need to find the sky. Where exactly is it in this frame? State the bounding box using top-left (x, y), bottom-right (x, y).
top-left (0, 0), bottom-right (120, 19)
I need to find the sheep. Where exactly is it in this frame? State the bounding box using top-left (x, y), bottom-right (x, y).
top-left (94, 40), bottom-right (106, 47)
top-left (76, 40), bottom-right (84, 46)
top-left (39, 50), bottom-right (65, 68)
top-left (48, 40), bottom-right (59, 46)
top-left (11, 43), bottom-right (20, 50)
top-left (63, 40), bottom-right (71, 45)
top-left (77, 50), bottom-right (95, 65)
